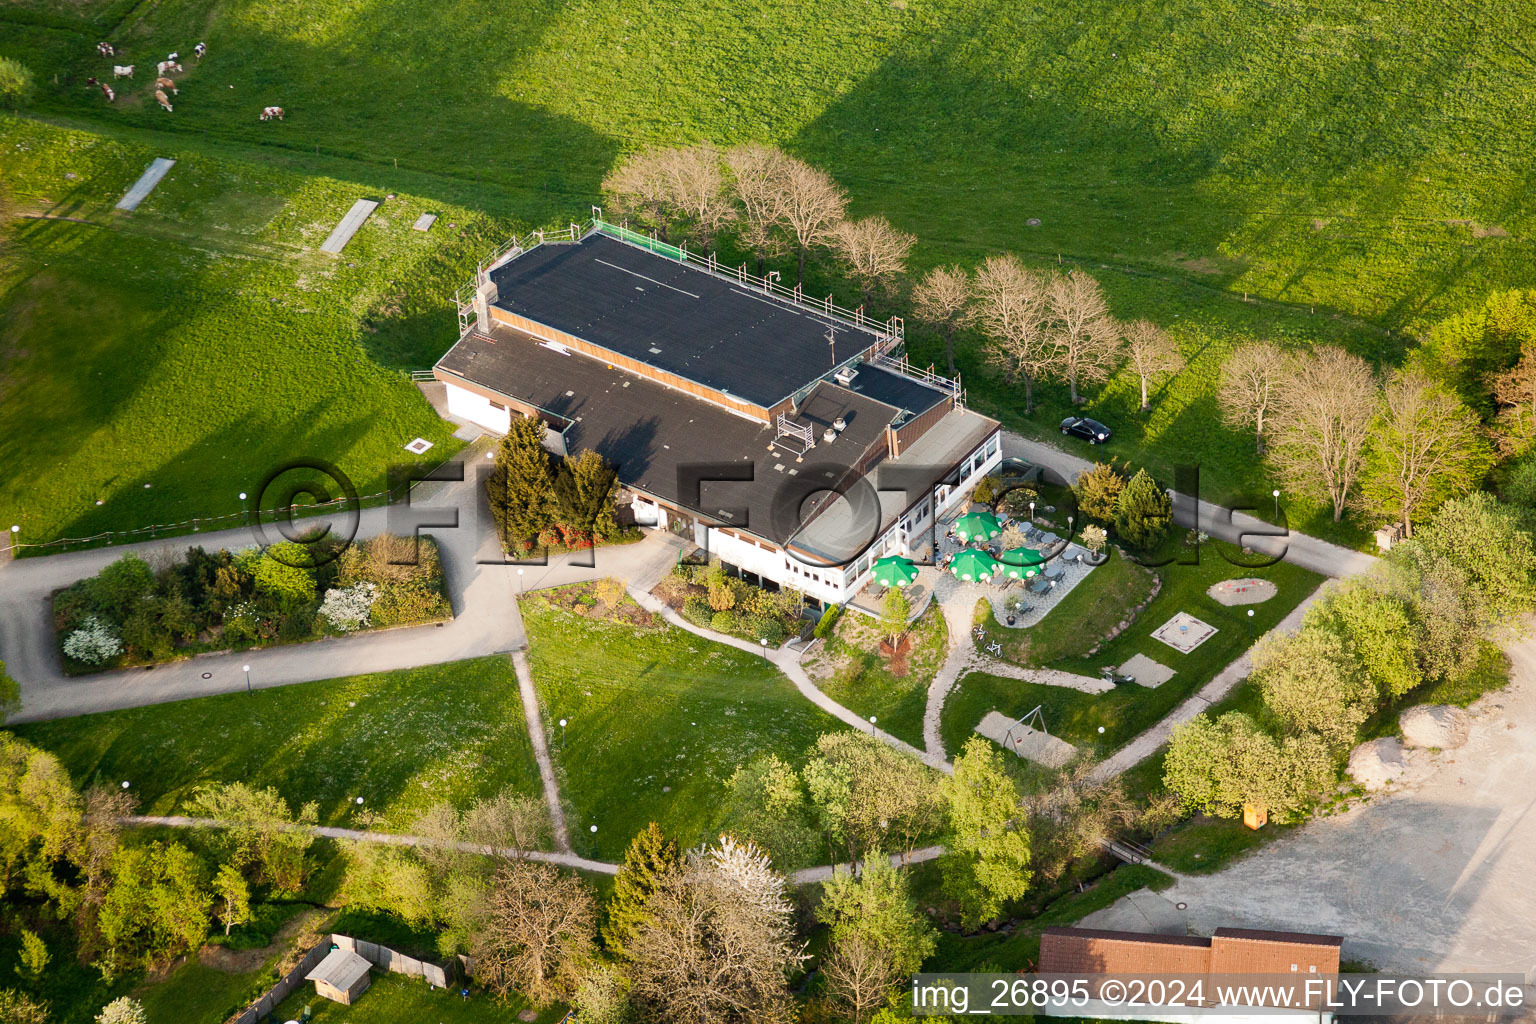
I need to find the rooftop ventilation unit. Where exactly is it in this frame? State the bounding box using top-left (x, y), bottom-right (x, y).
top-left (834, 365), bottom-right (859, 386)
top-left (832, 416), bottom-right (847, 432)
top-left (822, 427), bottom-right (837, 443)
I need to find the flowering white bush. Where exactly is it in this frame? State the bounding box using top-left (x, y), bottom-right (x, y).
top-left (64, 615), bottom-right (122, 664)
top-left (319, 582), bottom-right (378, 632)
top-left (97, 997), bottom-right (148, 1024)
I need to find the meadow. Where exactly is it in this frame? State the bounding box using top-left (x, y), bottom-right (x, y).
top-left (2, 0), bottom-right (1534, 546)
top-left (520, 593), bottom-right (850, 863)
top-left (12, 656), bottom-right (546, 831)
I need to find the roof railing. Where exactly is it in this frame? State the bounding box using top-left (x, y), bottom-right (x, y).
top-left (870, 352), bottom-right (966, 410)
top-left (457, 215), bottom-right (905, 347)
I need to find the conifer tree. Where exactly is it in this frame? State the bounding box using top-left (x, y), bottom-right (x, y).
top-left (1114, 469), bottom-right (1172, 549)
top-left (603, 822), bottom-right (681, 959)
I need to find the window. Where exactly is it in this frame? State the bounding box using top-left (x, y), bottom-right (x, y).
top-left (985, 434), bottom-right (999, 457)
top-left (490, 400), bottom-right (506, 411)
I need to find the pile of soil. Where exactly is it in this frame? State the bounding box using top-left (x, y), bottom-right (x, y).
top-left (879, 634), bottom-right (915, 677)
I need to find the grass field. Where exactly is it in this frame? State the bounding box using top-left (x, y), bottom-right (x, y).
top-left (520, 593), bottom-right (850, 862)
top-left (941, 538), bottom-right (1323, 757)
top-left (271, 971), bottom-right (567, 1024)
top-left (976, 549), bottom-right (1158, 665)
top-left (803, 601), bottom-right (948, 748)
top-left (12, 656), bottom-right (545, 832)
top-left (1, 0), bottom-right (1532, 546)
top-left (0, 116), bottom-right (495, 545)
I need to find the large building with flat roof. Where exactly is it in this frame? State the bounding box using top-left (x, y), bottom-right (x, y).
top-left (434, 220), bottom-right (1002, 608)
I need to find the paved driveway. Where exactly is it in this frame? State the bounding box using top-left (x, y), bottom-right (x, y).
top-left (1112, 631), bottom-right (1536, 975)
top-left (0, 449), bottom-right (683, 722)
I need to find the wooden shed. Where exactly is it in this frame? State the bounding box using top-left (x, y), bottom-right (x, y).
top-left (305, 947), bottom-right (372, 1005)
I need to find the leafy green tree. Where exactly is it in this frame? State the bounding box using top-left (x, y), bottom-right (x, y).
top-left (0, 989), bottom-right (49, 1024)
top-left (0, 660), bottom-right (19, 723)
top-left (339, 841), bottom-right (436, 926)
top-left (1073, 462), bottom-right (1124, 524)
top-left (0, 58), bottom-right (33, 110)
top-left (1163, 713), bottom-right (1335, 821)
top-left (88, 554), bottom-right (156, 620)
top-left (186, 783), bottom-right (317, 891)
top-left (15, 928), bottom-right (48, 982)
top-left (1114, 468), bottom-right (1172, 549)
top-left (1387, 493), bottom-right (1536, 680)
top-left (939, 738), bottom-right (1030, 928)
top-left (555, 449), bottom-right (620, 542)
top-left (1250, 625), bottom-right (1377, 749)
top-left (488, 415), bottom-right (557, 549)
top-left (603, 823), bottom-right (682, 959)
top-left (722, 755), bottom-right (820, 869)
top-left (1304, 581), bottom-right (1421, 699)
top-left (95, 841), bottom-right (211, 978)
top-left (1358, 370), bottom-right (1491, 536)
top-left (0, 734), bottom-right (82, 898)
top-left (817, 854), bottom-right (936, 1021)
top-left (1407, 289), bottom-right (1536, 411)
top-left (247, 544), bottom-right (317, 605)
top-left (213, 863), bottom-right (251, 936)
top-left (804, 733), bottom-right (944, 866)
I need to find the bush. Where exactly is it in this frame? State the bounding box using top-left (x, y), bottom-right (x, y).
top-left (64, 615), bottom-right (123, 665)
top-left (88, 554), bottom-right (156, 620)
top-left (247, 545), bottom-right (317, 605)
top-left (1074, 462), bottom-right (1125, 524)
top-left (747, 615), bottom-right (785, 645)
top-left (319, 582), bottom-right (378, 632)
top-left (0, 58), bottom-right (34, 110)
top-left (1114, 469), bottom-right (1172, 549)
top-left (813, 604), bottom-right (842, 639)
top-left (971, 475), bottom-right (1000, 507)
top-left (682, 596), bottom-right (712, 627)
top-left (1498, 450), bottom-right (1536, 508)
top-left (710, 609), bottom-right (739, 633)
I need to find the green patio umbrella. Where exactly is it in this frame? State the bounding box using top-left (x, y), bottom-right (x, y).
top-left (953, 511), bottom-right (1002, 543)
top-left (999, 547), bottom-right (1045, 580)
top-left (870, 555), bottom-right (919, 588)
top-left (950, 548), bottom-right (1001, 582)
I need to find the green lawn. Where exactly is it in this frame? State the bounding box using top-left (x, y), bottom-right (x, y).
top-left (520, 593), bottom-right (851, 862)
top-left (271, 971), bottom-right (566, 1024)
top-left (136, 956), bottom-right (285, 1024)
top-left (0, 116), bottom-right (489, 547)
top-left (975, 548), bottom-right (1157, 665)
top-left (941, 537), bottom-right (1323, 757)
top-left (803, 601), bottom-right (948, 748)
top-left (13, 657), bottom-right (545, 832)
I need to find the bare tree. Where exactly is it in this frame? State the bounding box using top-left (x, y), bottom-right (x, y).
top-left (775, 156), bottom-right (847, 285)
top-left (1268, 346), bottom-right (1378, 522)
top-left (602, 148), bottom-right (673, 239)
top-left (659, 142), bottom-right (735, 248)
top-left (1217, 341), bottom-right (1291, 454)
top-left (725, 143), bottom-right (789, 275)
top-left (470, 861), bottom-right (596, 1006)
top-left (1359, 370), bottom-right (1490, 537)
top-left (465, 790), bottom-right (552, 857)
top-left (1047, 270), bottom-right (1123, 404)
top-left (1122, 319), bottom-right (1184, 412)
top-left (967, 254), bottom-right (1055, 413)
top-left (821, 931), bottom-right (899, 1023)
top-left (912, 265), bottom-right (970, 373)
top-left (828, 215), bottom-right (915, 306)
top-left (627, 837), bottom-right (803, 1024)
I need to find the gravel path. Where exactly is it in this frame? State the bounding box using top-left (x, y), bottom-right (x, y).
top-left (512, 650), bottom-right (572, 853)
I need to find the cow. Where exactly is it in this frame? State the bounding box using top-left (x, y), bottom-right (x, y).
top-left (154, 89), bottom-right (172, 112)
top-left (166, 51), bottom-right (178, 61)
top-left (194, 42), bottom-right (206, 60)
top-left (156, 60), bottom-right (183, 75)
top-left (155, 76), bottom-right (177, 94)
top-left (112, 64), bottom-right (134, 78)
top-left (86, 78), bottom-right (115, 101)
top-left (260, 106), bottom-right (285, 120)
top-left (97, 42), bottom-right (115, 57)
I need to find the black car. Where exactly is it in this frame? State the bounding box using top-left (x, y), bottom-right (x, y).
top-left (1060, 416), bottom-right (1112, 444)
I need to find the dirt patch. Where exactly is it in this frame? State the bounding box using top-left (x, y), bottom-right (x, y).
top-left (1311, 218), bottom-right (1329, 231)
top-left (879, 633), bottom-right (914, 677)
top-left (199, 906), bottom-right (325, 975)
top-left (1446, 219), bottom-right (1511, 238)
top-left (1206, 577), bottom-right (1278, 606)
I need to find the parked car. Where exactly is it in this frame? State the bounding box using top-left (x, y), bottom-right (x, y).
top-left (1060, 415), bottom-right (1112, 444)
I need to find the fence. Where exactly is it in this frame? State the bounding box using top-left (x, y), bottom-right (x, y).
top-left (452, 216), bottom-right (906, 349)
top-left (0, 490), bottom-right (396, 559)
top-left (229, 933), bottom-right (456, 1024)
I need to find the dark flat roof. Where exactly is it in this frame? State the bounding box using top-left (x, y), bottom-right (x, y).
top-left (1213, 928), bottom-right (1344, 947)
top-left (1041, 927), bottom-right (1212, 949)
top-left (436, 325), bottom-right (900, 546)
top-left (489, 233), bottom-right (883, 409)
top-left (841, 362), bottom-right (947, 421)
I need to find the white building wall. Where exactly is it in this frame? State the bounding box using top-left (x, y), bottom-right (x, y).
top-left (444, 383), bottom-right (512, 435)
top-left (708, 528), bottom-right (846, 606)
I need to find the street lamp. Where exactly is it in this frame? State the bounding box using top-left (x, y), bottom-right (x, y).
top-left (1247, 608), bottom-right (1255, 637)
top-left (121, 780), bottom-right (130, 790)
top-left (1029, 501), bottom-right (1036, 523)
top-left (517, 567), bottom-right (524, 595)
top-left (868, 715), bottom-right (877, 735)
top-left (242, 663), bottom-right (252, 695)
top-left (760, 637), bottom-right (769, 659)
top-left (1272, 489), bottom-right (1281, 518)
top-left (559, 718), bottom-right (567, 751)
top-left (590, 825), bottom-right (598, 834)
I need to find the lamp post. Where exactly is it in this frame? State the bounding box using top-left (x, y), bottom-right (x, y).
top-left (242, 663), bottom-right (251, 695)
top-left (559, 717), bottom-right (567, 751)
top-left (1272, 489), bottom-right (1281, 519)
top-left (868, 715), bottom-right (877, 735)
top-left (517, 567), bottom-right (524, 595)
top-left (760, 637), bottom-right (769, 660)
top-left (1247, 608), bottom-right (1255, 637)
top-left (1029, 501), bottom-right (1036, 523)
